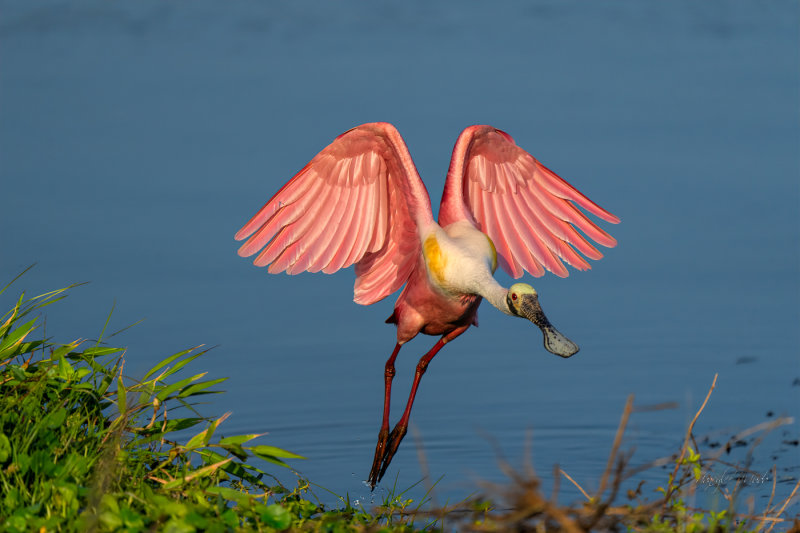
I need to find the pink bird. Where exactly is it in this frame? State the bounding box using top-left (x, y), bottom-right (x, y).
top-left (235, 122), bottom-right (619, 488)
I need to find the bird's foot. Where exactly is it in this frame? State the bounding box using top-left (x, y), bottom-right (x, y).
top-left (368, 424), bottom-right (407, 490)
top-left (368, 428), bottom-right (389, 489)
top-left (378, 425), bottom-right (407, 482)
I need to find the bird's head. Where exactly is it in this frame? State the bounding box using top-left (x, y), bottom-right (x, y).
top-left (506, 283), bottom-right (579, 358)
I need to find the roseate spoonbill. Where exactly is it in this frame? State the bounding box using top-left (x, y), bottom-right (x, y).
top-left (235, 122), bottom-right (619, 488)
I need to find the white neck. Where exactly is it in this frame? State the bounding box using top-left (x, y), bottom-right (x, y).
top-left (480, 278), bottom-right (514, 316)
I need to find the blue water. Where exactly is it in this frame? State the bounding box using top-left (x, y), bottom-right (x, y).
top-left (2, 0), bottom-right (798, 514)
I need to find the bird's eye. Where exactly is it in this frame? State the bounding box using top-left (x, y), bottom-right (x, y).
top-left (511, 293), bottom-right (517, 300)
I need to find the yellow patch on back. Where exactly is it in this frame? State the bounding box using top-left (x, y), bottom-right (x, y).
top-left (485, 235), bottom-right (498, 273)
top-left (423, 235), bottom-right (447, 285)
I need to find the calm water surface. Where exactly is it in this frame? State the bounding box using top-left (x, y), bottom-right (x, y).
top-left (1, 0), bottom-right (798, 511)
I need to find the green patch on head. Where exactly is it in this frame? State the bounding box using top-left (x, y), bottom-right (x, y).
top-left (509, 283), bottom-right (536, 297)
top-left (507, 283), bottom-right (536, 316)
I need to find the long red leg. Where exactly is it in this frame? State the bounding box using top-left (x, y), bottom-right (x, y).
top-left (368, 343), bottom-right (401, 488)
top-left (371, 325), bottom-right (469, 487)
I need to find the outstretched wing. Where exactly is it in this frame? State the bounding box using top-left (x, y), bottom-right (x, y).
top-left (438, 126), bottom-right (620, 278)
top-left (236, 122), bottom-right (434, 305)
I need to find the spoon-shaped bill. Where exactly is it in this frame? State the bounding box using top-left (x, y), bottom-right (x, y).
top-left (540, 325), bottom-right (579, 358)
top-left (518, 294), bottom-right (580, 358)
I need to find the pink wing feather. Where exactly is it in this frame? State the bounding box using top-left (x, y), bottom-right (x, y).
top-left (439, 126), bottom-right (620, 279)
top-left (236, 123), bottom-right (434, 305)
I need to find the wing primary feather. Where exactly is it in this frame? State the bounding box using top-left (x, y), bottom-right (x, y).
top-left (270, 237), bottom-right (304, 274)
top-left (280, 235), bottom-right (319, 274)
top-left (264, 184), bottom-right (342, 272)
top-left (514, 186), bottom-right (592, 270)
top-left (533, 187), bottom-right (617, 248)
top-left (234, 162), bottom-right (314, 241)
top-left (510, 196), bottom-right (565, 276)
top-left (533, 160), bottom-right (620, 224)
top-left (561, 201), bottom-right (618, 248)
top-left (258, 180), bottom-right (338, 264)
top-left (520, 187), bottom-right (602, 262)
top-left (252, 179), bottom-right (338, 267)
top-left (273, 185), bottom-right (351, 272)
top-left (254, 225), bottom-right (292, 268)
top-left (237, 174), bottom-right (326, 257)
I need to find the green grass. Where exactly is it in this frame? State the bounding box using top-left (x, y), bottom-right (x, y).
top-left (0, 278), bottom-right (307, 531)
top-left (0, 271), bottom-right (797, 532)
